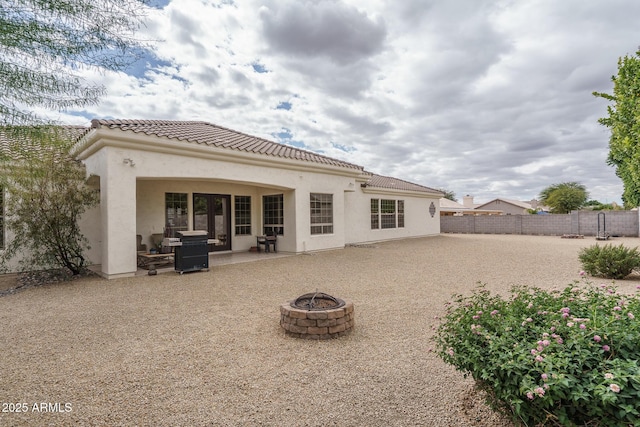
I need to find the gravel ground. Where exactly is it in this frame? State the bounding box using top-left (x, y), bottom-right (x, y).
top-left (1, 234), bottom-right (639, 427)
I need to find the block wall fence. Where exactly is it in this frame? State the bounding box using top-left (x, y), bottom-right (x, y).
top-left (441, 211), bottom-right (640, 237)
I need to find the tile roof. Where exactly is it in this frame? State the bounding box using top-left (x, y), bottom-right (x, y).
top-left (439, 198), bottom-right (469, 209)
top-left (476, 198), bottom-right (532, 210)
top-left (89, 119), bottom-right (364, 171)
top-left (364, 173), bottom-right (443, 195)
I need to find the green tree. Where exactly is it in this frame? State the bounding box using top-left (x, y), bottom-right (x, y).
top-left (0, 0), bottom-right (152, 125)
top-left (538, 182), bottom-right (588, 214)
top-left (0, 127), bottom-right (98, 274)
top-left (0, 0), bottom-right (154, 275)
top-left (593, 49), bottom-right (640, 208)
top-left (438, 188), bottom-right (457, 201)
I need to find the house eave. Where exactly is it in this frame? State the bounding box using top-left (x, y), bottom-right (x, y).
top-left (73, 128), bottom-right (365, 179)
top-left (361, 186), bottom-right (441, 198)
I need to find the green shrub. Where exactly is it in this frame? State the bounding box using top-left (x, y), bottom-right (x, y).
top-left (579, 243), bottom-right (640, 279)
top-left (434, 281), bottom-right (640, 426)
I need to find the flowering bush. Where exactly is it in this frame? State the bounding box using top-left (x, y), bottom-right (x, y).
top-left (434, 280), bottom-right (640, 426)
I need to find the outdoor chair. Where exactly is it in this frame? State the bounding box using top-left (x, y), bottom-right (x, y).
top-left (136, 235), bottom-right (147, 252)
top-left (256, 230), bottom-right (277, 253)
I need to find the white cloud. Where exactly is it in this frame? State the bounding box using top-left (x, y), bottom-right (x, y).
top-left (69, 0), bottom-right (640, 204)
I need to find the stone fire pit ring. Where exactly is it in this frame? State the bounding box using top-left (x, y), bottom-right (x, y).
top-left (280, 292), bottom-right (354, 340)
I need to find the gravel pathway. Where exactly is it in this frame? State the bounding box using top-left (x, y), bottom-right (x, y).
top-left (1, 234), bottom-right (639, 426)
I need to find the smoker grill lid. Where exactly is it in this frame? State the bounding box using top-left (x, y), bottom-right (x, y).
top-left (177, 230), bottom-right (208, 237)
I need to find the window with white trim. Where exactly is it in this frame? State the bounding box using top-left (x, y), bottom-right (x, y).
top-left (234, 196), bottom-right (251, 235)
top-left (263, 194), bottom-right (284, 235)
top-left (370, 199), bottom-right (379, 229)
top-left (165, 193), bottom-right (188, 237)
top-left (371, 198), bottom-right (404, 229)
top-left (310, 193), bottom-right (333, 235)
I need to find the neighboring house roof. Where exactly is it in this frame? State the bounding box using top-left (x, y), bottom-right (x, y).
top-left (439, 198), bottom-right (468, 210)
top-left (475, 198), bottom-right (533, 210)
top-left (439, 198), bottom-right (503, 215)
top-left (85, 119), bottom-right (364, 171)
top-left (363, 173), bottom-right (443, 196)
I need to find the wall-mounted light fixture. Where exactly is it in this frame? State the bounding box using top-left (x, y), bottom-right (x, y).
top-left (123, 158), bottom-right (135, 167)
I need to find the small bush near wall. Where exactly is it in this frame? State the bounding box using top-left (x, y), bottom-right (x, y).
top-left (579, 244), bottom-right (640, 280)
top-left (434, 282), bottom-right (640, 426)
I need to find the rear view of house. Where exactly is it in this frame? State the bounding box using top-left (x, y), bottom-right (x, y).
top-left (3, 119), bottom-right (443, 278)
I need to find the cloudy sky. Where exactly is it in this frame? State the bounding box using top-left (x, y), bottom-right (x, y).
top-left (63, 0), bottom-right (640, 204)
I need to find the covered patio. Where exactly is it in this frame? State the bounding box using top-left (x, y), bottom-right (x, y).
top-left (132, 249), bottom-right (294, 276)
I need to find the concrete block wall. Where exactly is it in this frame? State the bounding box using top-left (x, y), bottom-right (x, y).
top-left (576, 211), bottom-right (638, 236)
top-left (474, 214), bottom-right (517, 234)
top-left (521, 215), bottom-right (572, 235)
top-left (441, 211), bottom-right (639, 237)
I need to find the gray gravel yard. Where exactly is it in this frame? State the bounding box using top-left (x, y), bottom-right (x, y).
top-left (1, 234), bottom-right (639, 426)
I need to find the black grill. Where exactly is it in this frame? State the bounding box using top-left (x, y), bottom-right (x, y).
top-left (175, 230), bottom-right (209, 274)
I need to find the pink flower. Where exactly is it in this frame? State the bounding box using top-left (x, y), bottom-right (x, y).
top-left (605, 373), bottom-right (614, 380)
top-left (580, 324), bottom-right (586, 330)
top-left (526, 391), bottom-right (534, 400)
top-left (593, 335), bottom-right (602, 342)
top-left (531, 349), bottom-right (538, 355)
top-left (534, 387), bottom-right (545, 397)
top-left (602, 345), bottom-right (610, 352)
top-left (562, 312), bottom-right (569, 318)
top-left (628, 312), bottom-right (635, 320)
top-left (447, 348), bottom-right (454, 357)
top-left (579, 270), bottom-right (586, 276)
top-left (526, 317), bottom-right (533, 322)
top-left (609, 384), bottom-right (621, 393)
top-left (614, 306), bottom-right (622, 311)
top-left (541, 373), bottom-right (548, 381)
top-left (490, 310), bottom-right (499, 316)
top-left (556, 337), bottom-right (564, 344)
top-left (535, 355), bottom-right (544, 362)
top-left (567, 322), bottom-right (574, 327)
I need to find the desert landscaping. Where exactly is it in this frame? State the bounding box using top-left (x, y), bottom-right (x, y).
top-left (1, 234), bottom-right (639, 426)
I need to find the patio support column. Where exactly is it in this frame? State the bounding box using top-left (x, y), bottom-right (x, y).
top-left (99, 154), bottom-right (137, 278)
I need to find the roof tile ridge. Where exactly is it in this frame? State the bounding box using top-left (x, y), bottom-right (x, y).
top-left (367, 172), bottom-right (442, 192)
top-left (88, 118), bottom-right (364, 170)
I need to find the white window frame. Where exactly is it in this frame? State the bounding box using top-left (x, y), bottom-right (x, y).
top-left (310, 193), bottom-right (333, 235)
top-left (371, 198), bottom-right (404, 229)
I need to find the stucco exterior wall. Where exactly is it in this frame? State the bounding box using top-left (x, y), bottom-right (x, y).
top-left (344, 189), bottom-right (441, 244)
top-left (3, 126), bottom-right (443, 278)
top-left (49, 128), bottom-right (441, 278)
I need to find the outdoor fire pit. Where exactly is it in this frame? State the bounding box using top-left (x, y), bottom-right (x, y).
top-left (280, 291), bottom-right (354, 339)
